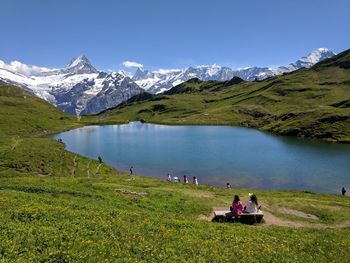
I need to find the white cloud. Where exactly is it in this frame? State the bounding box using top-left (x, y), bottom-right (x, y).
top-left (122, 60), bottom-right (143, 68)
top-left (0, 59), bottom-right (52, 76)
top-left (196, 64), bottom-right (221, 68)
top-left (153, 68), bottom-right (182, 74)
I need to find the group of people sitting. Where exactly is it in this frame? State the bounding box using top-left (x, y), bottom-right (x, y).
top-left (229, 193), bottom-right (259, 216)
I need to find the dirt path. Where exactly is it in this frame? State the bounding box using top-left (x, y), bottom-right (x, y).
top-left (279, 208), bottom-right (319, 220)
top-left (262, 211), bottom-right (305, 228)
top-left (95, 163), bottom-right (102, 176)
top-left (262, 208), bottom-right (350, 229)
top-left (204, 206), bottom-right (350, 229)
top-left (86, 161), bottom-right (91, 178)
top-left (11, 138), bottom-right (22, 151)
top-left (71, 155), bottom-right (77, 177)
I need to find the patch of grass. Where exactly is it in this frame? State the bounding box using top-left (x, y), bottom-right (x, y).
top-left (0, 176), bottom-right (350, 262)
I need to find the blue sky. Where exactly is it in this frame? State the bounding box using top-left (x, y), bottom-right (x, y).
top-left (1, 0), bottom-right (349, 71)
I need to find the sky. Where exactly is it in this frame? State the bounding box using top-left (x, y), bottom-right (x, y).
top-left (1, 0), bottom-right (349, 72)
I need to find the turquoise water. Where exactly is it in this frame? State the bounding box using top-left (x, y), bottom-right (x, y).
top-left (54, 122), bottom-right (350, 194)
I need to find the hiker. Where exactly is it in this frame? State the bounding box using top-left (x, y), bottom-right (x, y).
top-left (230, 195), bottom-right (243, 217)
top-left (98, 155), bottom-right (103, 163)
top-left (342, 187), bottom-right (347, 196)
top-left (130, 166), bottom-right (133, 175)
top-left (193, 176), bottom-right (199, 185)
top-left (244, 193), bottom-right (258, 213)
top-left (167, 173), bottom-right (172, 182)
top-left (226, 182), bottom-right (231, 189)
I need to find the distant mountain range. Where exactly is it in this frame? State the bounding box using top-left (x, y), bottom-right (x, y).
top-left (0, 48), bottom-right (336, 115)
top-left (133, 48), bottom-right (336, 93)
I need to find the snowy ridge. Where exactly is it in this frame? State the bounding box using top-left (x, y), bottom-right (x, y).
top-left (133, 48), bottom-right (336, 94)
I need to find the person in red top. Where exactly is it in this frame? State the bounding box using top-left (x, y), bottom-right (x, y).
top-left (230, 195), bottom-right (243, 217)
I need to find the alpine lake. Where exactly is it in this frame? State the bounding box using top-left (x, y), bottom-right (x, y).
top-left (54, 122), bottom-right (350, 194)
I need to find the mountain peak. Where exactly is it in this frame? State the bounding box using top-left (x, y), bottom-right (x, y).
top-left (313, 48), bottom-right (350, 69)
top-left (300, 48), bottom-right (336, 64)
top-left (316, 47), bottom-right (331, 52)
top-left (67, 54), bottom-right (90, 68)
top-left (133, 67), bottom-right (152, 81)
top-left (290, 48), bottom-right (335, 69)
top-left (134, 67), bottom-right (144, 75)
top-left (65, 54), bottom-right (98, 74)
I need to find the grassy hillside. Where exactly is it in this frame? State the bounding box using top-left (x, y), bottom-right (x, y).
top-left (1, 82), bottom-right (350, 262)
top-left (0, 82), bottom-right (112, 179)
top-left (93, 49), bottom-right (350, 142)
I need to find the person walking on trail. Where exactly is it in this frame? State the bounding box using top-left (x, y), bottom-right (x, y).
top-left (342, 187), bottom-right (347, 196)
top-left (130, 166), bottom-right (133, 175)
top-left (226, 182), bottom-right (231, 189)
top-left (167, 173), bottom-right (172, 182)
top-left (98, 155), bottom-right (103, 164)
top-left (193, 176), bottom-right (198, 185)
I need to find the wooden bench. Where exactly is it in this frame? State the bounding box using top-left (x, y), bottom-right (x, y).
top-left (213, 210), bottom-right (264, 224)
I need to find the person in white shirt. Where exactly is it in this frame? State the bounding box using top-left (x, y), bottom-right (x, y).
top-left (244, 194), bottom-right (258, 213)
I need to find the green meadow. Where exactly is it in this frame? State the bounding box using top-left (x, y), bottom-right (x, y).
top-left (1, 50), bottom-right (350, 263)
top-left (1, 176), bottom-right (350, 262)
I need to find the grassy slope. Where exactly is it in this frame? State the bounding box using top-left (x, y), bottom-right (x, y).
top-left (0, 83), bottom-right (111, 179)
top-left (94, 50), bottom-right (350, 142)
top-left (1, 83), bottom-right (350, 262)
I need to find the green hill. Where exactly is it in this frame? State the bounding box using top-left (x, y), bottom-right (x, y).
top-left (0, 82), bottom-right (112, 178)
top-left (94, 49), bottom-right (350, 142)
top-left (1, 79), bottom-right (350, 261)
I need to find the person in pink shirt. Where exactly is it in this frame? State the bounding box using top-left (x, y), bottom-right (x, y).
top-left (230, 195), bottom-right (243, 217)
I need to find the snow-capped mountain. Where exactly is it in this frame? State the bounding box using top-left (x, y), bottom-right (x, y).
top-left (289, 48), bottom-right (335, 69)
top-left (40, 55), bottom-right (99, 76)
top-left (133, 68), bottom-right (184, 94)
top-left (80, 72), bottom-right (143, 115)
top-left (134, 48), bottom-right (336, 94)
top-left (0, 48), bottom-right (336, 114)
top-left (0, 55), bottom-right (144, 115)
